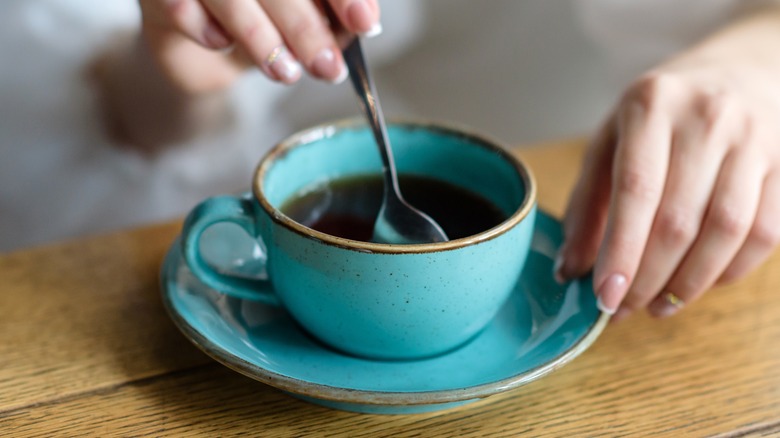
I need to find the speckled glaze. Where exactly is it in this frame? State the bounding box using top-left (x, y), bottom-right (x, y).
top-left (162, 210), bottom-right (609, 414)
top-left (181, 119), bottom-right (537, 360)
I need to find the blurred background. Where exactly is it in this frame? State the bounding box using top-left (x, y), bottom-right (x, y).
top-left (285, 0), bottom-right (616, 145)
top-left (2, 0), bottom-right (728, 250)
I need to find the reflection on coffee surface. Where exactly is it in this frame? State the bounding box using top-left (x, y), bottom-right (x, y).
top-left (281, 174), bottom-right (507, 242)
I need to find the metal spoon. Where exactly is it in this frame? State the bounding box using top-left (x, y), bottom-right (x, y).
top-left (340, 37), bottom-right (448, 244)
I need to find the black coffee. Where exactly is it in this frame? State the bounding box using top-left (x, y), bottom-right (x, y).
top-left (280, 174), bottom-right (507, 242)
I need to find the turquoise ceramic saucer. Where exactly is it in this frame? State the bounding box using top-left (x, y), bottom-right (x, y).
top-left (161, 210), bottom-right (609, 414)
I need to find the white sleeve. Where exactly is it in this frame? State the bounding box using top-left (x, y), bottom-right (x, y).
top-left (0, 0), bottom-right (288, 250)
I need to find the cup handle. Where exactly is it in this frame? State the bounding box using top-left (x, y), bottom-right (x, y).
top-left (181, 195), bottom-right (280, 306)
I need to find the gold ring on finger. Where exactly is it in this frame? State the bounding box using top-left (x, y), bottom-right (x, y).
top-left (264, 45), bottom-right (285, 67)
top-left (664, 292), bottom-right (685, 309)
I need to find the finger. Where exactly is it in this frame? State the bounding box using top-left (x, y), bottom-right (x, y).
top-left (200, 0), bottom-right (303, 84)
top-left (140, 0), bottom-right (232, 50)
top-left (622, 104), bottom-right (733, 312)
top-left (325, 0), bottom-right (382, 36)
top-left (556, 115), bottom-right (615, 284)
top-left (142, 26), bottom-right (251, 94)
top-left (718, 170), bottom-right (780, 284)
top-left (648, 148), bottom-right (765, 318)
top-left (592, 96), bottom-right (672, 314)
top-left (261, 0), bottom-right (347, 83)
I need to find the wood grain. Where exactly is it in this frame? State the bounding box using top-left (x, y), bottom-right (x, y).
top-left (0, 223), bottom-right (210, 413)
top-left (2, 140), bottom-right (780, 437)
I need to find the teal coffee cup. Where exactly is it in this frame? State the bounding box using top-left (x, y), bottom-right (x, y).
top-left (181, 119), bottom-right (537, 360)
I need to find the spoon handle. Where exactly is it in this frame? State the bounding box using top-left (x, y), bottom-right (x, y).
top-left (341, 37), bottom-right (401, 198)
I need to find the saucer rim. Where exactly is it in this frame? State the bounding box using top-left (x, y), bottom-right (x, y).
top-left (160, 211), bottom-right (609, 407)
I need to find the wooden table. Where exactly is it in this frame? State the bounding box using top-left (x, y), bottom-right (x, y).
top-left (3, 140), bottom-right (780, 437)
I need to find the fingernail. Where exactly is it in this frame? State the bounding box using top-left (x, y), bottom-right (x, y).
top-left (332, 65), bottom-right (348, 84)
top-left (597, 295), bottom-right (616, 315)
top-left (218, 43), bottom-right (236, 55)
top-left (311, 47), bottom-right (347, 84)
top-left (596, 273), bottom-right (628, 314)
top-left (347, 0), bottom-right (377, 34)
top-left (269, 50), bottom-right (302, 83)
top-left (553, 252), bottom-right (566, 285)
top-left (203, 23), bottom-right (231, 49)
top-left (362, 23), bottom-right (383, 38)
